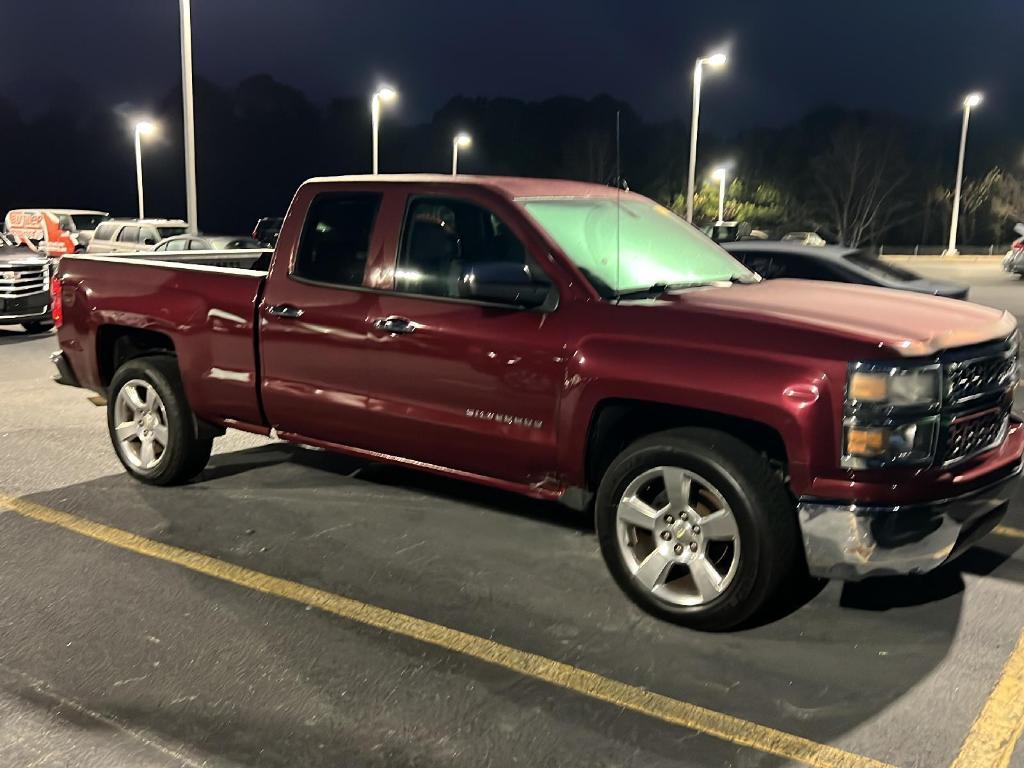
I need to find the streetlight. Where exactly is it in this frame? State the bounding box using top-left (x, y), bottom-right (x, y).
top-left (179, 0), bottom-right (198, 233)
top-left (371, 86), bottom-right (397, 175)
top-left (686, 51), bottom-right (727, 223)
top-left (946, 91), bottom-right (983, 256)
top-left (133, 120), bottom-right (156, 219)
top-left (452, 133), bottom-right (472, 175)
top-left (712, 167), bottom-right (728, 224)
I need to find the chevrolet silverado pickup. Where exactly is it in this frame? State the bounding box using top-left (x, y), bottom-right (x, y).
top-left (52, 175), bottom-right (1023, 630)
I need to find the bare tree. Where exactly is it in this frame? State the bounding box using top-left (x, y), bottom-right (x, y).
top-left (991, 170), bottom-right (1024, 240)
top-left (810, 122), bottom-right (911, 246)
top-left (959, 168), bottom-right (1002, 242)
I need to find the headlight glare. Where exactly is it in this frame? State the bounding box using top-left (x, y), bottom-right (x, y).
top-left (848, 367), bottom-right (939, 407)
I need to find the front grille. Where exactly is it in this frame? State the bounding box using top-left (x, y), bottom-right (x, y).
top-left (938, 405), bottom-right (1010, 465)
top-left (944, 350), bottom-right (1017, 406)
top-left (0, 264), bottom-right (48, 299)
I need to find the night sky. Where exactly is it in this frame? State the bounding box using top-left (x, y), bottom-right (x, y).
top-left (5, 0), bottom-right (1023, 134)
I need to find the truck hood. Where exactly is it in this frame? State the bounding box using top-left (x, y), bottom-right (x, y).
top-left (0, 247), bottom-right (47, 267)
top-left (669, 278), bottom-right (1014, 356)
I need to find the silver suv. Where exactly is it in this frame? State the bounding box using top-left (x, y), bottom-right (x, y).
top-left (87, 219), bottom-right (190, 254)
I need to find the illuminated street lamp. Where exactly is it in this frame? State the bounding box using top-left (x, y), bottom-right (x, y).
top-left (686, 51), bottom-right (727, 223)
top-left (371, 86), bottom-right (398, 174)
top-left (946, 91), bottom-right (983, 256)
top-left (133, 120), bottom-right (156, 219)
top-left (712, 167), bottom-right (728, 224)
top-left (452, 133), bottom-right (472, 175)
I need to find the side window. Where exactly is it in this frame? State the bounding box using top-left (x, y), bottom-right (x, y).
top-left (118, 226), bottom-right (139, 243)
top-left (141, 227), bottom-right (158, 245)
top-left (396, 197), bottom-right (547, 299)
top-left (166, 239), bottom-right (187, 252)
top-left (292, 193), bottom-right (381, 287)
top-left (733, 252), bottom-right (780, 279)
top-left (93, 222), bottom-right (117, 241)
top-left (188, 239), bottom-right (207, 250)
top-left (774, 255), bottom-right (838, 281)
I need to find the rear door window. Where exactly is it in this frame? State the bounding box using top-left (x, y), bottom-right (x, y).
top-left (292, 193), bottom-right (382, 287)
top-left (117, 226), bottom-right (139, 243)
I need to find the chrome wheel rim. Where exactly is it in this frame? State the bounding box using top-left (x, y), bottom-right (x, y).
top-left (113, 379), bottom-right (169, 471)
top-left (616, 466), bottom-right (741, 607)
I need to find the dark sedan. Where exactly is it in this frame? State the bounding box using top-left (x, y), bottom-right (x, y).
top-left (722, 241), bottom-right (969, 300)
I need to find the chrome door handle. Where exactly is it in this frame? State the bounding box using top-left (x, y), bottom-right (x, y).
top-left (373, 316), bottom-right (416, 334)
top-left (266, 304), bottom-right (304, 318)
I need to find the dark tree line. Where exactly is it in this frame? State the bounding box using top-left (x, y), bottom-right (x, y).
top-left (1, 74), bottom-right (1021, 245)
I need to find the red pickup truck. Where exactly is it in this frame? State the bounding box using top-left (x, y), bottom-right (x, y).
top-left (52, 175), bottom-right (1023, 630)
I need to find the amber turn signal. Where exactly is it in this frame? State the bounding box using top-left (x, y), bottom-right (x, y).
top-left (848, 372), bottom-right (888, 402)
top-left (846, 427), bottom-right (888, 457)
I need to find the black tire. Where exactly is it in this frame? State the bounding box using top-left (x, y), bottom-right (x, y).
top-left (22, 320), bottom-right (54, 334)
top-left (595, 427), bottom-right (801, 631)
top-left (107, 356), bottom-right (213, 485)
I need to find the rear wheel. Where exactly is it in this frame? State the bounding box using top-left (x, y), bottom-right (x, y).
top-left (22, 320), bottom-right (53, 334)
top-left (595, 427), bottom-right (800, 631)
top-left (107, 356), bottom-right (212, 485)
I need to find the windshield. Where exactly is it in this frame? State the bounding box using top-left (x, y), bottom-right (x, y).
top-left (843, 251), bottom-right (919, 281)
top-left (520, 197), bottom-right (753, 297)
top-left (157, 226), bottom-right (189, 238)
top-left (71, 214), bottom-right (108, 231)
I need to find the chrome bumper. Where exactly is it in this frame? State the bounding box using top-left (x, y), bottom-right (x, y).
top-left (797, 460), bottom-right (1021, 580)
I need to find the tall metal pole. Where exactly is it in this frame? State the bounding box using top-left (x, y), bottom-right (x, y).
top-left (179, 0), bottom-right (198, 234)
top-left (371, 94), bottom-right (381, 175)
top-left (686, 59), bottom-right (703, 224)
top-left (947, 103), bottom-right (973, 256)
top-left (134, 127), bottom-right (145, 219)
top-left (452, 139), bottom-right (459, 175)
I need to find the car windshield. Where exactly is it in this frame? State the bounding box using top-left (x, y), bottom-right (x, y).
top-left (157, 226), bottom-right (189, 238)
top-left (520, 197), bottom-right (753, 298)
top-left (71, 214), bottom-right (108, 230)
top-left (843, 251), bottom-right (919, 281)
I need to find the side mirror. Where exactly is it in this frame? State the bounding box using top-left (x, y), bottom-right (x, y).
top-left (460, 261), bottom-right (552, 309)
top-left (144, 237), bottom-right (156, 246)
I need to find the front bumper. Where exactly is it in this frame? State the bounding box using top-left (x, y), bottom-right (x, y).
top-left (0, 295), bottom-right (50, 324)
top-left (797, 459), bottom-right (1021, 580)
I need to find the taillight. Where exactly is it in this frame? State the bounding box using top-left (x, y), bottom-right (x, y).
top-left (50, 275), bottom-right (63, 328)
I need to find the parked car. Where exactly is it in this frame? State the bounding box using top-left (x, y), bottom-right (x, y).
top-left (153, 234), bottom-right (264, 252)
top-left (1001, 223), bottom-right (1024, 276)
top-left (703, 221), bottom-right (769, 243)
top-left (252, 216), bottom-right (283, 247)
top-left (781, 231), bottom-right (827, 246)
top-left (724, 241), bottom-right (969, 299)
top-left (87, 218), bottom-right (190, 254)
top-left (0, 232), bottom-right (52, 332)
top-left (4, 208), bottom-right (109, 255)
top-left (51, 174), bottom-right (1022, 630)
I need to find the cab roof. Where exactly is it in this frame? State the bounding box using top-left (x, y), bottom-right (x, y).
top-left (303, 174), bottom-right (639, 201)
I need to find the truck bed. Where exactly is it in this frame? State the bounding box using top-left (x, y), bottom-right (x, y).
top-left (56, 253), bottom-right (269, 429)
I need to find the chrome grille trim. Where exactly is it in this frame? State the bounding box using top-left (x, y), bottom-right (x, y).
top-left (0, 264), bottom-right (48, 299)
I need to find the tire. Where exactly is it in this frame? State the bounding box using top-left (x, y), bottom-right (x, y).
top-left (107, 356), bottom-right (213, 485)
top-left (595, 427), bottom-right (800, 631)
top-left (22, 320), bottom-right (54, 334)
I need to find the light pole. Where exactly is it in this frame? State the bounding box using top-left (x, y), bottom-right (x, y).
top-left (712, 167), bottom-right (728, 224)
top-left (371, 86), bottom-right (397, 175)
top-left (452, 133), bottom-right (472, 175)
top-left (133, 120), bottom-right (156, 219)
top-left (946, 92), bottom-right (983, 256)
top-left (179, 0), bottom-right (198, 234)
top-left (686, 51), bottom-right (727, 223)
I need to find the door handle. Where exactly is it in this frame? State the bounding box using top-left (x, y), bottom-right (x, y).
top-left (373, 316), bottom-right (416, 334)
top-left (266, 304), bottom-right (304, 319)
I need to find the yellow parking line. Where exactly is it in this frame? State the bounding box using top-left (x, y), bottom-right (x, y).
top-left (951, 631), bottom-right (1024, 768)
top-left (0, 493), bottom-right (891, 768)
top-left (994, 525), bottom-right (1024, 540)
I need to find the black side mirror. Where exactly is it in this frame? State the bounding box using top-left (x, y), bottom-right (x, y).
top-left (144, 237), bottom-right (156, 246)
top-left (460, 261), bottom-right (553, 309)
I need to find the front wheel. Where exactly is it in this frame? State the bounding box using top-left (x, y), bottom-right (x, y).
top-left (107, 356), bottom-right (213, 485)
top-left (595, 427), bottom-right (801, 631)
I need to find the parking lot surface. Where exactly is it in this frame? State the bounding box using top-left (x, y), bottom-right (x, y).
top-left (1, 261), bottom-right (1023, 767)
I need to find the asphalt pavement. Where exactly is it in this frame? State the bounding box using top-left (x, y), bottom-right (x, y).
top-left (0, 261), bottom-right (1022, 767)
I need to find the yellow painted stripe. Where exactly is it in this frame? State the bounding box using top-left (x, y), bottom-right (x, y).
top-left (994, 525), bottom-right (1024, 540)
top-left (0, 493), bottom-right (890, 768)
top-left (951, 631), bottom-right (1024, 768)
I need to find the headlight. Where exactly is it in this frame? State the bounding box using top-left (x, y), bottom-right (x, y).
top-left (843, 362), bottom-right (941, 469)
top-left (848, 367), bottom-right (940, 407)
